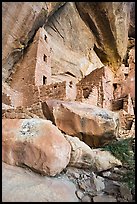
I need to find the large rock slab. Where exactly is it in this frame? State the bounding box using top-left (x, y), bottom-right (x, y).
top-left (2, 162), bottom-right (79, 202)
top-left (2, 118), bottom-right (71, 176)
top-left (65, 135), bottom-right (122, 171)
top-left (44, 100), bottom-right (119, 147)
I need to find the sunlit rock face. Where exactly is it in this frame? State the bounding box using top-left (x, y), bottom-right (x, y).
top-left (3, 2), bottom-right (134, 84)
top-left (43, 100), bottom-right (119, 147)
top-left (2, 119), bottom-right (71, 176)
top-left (75, 2), bottom-right (132, 71)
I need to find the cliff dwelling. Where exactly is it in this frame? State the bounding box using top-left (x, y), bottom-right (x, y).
top-left (2, 2), bottom-right (135, 202)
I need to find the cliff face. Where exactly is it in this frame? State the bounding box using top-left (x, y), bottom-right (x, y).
top-left (2, 3), bottom-right (135, 202)
top-left (2, 2), bottom-right (65, 82)
top-left (2, 2), bottom-right (134, 83)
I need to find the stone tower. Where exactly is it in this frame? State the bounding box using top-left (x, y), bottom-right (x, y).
top-left (10, 27), bottom-right (52, 107)
top-left (11, 27), bottom-right (51, 90)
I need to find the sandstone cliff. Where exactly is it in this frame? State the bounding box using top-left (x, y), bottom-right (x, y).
top-left (2, 2), bottom-right (135, 202)
top-left (2, 2), bottom-right (134, 83)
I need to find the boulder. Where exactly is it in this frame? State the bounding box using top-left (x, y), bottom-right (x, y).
top-left (2, 118), bottom-right (71, 176)
top-left (44, 100), bottom-right (119, 147)
top-left (64, 135), bottom-right (122, 171)
top-left (2, 162), bottom-right (79, 202)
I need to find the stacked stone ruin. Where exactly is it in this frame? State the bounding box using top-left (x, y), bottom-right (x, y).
top-left (2, 27), bottom-right (135, 139)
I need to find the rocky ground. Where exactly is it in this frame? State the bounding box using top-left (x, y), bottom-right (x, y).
top-left (2, 137), bottom-right (135, 202)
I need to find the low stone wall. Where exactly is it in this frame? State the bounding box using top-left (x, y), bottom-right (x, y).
top-left (39, 81), bottom-right (67, 102)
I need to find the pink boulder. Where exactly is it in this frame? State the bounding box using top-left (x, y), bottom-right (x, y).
top-left (2, 119), bottom-right (71, 176)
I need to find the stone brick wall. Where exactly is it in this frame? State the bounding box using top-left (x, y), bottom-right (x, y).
top-left (34, 27), bottom-right (52, 86)
top-left (76, 66), bottom-right (114, 109)
top-left (2, 93), bottom-right (11, 106)
top-left (82, 86), bottom-right (98, 106)
top-left (2, 106), bottom-right (40, 119)
top-left (123, 94), bottom-right (134, 115)
top-left (10, 27), bottom-right (52, 107)
top-left (119, 109), bottom-right (135, 130)
top-left (76, 67), bottom-right (104, 107)
top-left (26, 102), bottom-right (45, 118)
top-left (76, 84), bottom-right (83, 101)
top-left (39, 81), bottom-right (66, 102)
top-left (21, 85), bottom-right (39, 107)
top-left (102, 66), bottom-right (114, 109)
top-left (65, 81), bottom-right (77, 101)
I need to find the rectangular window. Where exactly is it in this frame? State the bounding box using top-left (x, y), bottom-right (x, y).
top-left (43, 76), bottom-right (47, 85)
top-left (44, 35), bottom-right (47, 41)
top-left (43, 54), bottom-right (47, 62)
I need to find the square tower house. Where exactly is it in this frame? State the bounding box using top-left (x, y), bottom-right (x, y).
top-left (11, 27), bottom-right (51, 93)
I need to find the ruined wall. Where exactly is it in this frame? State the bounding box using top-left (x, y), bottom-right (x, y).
top-left (65, 81), bottom-right (77, 101)
top-left (22, 85), bottom-right (39, 107)
top-left (82, 87), bottom-right (98, 106)
top-left (10, 38), bottom-right (38, 92)
top-left (35, 28), bottom-right (52, 86)
top-left (113, 46), bottom-right (135, 103)
top-left (123, 94), bottom-right (134, 115)
top-left (2, 93), bottom-right (11, 106)
top-left (6, 27), bottom-right (53, 108)
top-left (10, 27), bottom-right (52, 107)
top-left (119, 109), bottom-right (135, 131)
top-left (2, 106), bottom-right (40, 119)
top-left (39, 81), bottom-right (66, 102)
top-left (76, 67), bottom-right (104, 107)
top-left (76, 66), bottom-right (114, 109)
top-left (102, 66), bottom-right (114, 109)
top-left (76, 84), bottom-right (83, 101)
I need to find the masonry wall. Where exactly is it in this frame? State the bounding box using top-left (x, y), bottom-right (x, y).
top-left (123, 94), bottom-right (134, 115)
top-left (10, 27), bottom-right (52, 107)
top-left (119, 110), bottom-right (135, 130)
top-left (39, 81), bottom-right (66, 102)
top-left (66, 81), bottom-right (77, 101)
top-left (10, 40), bottom-right (38, 92)
top-left (22, 85), bottom-right (39, 107)
top-left (82, 86), bottom-right (98, 106)
top-left (2, 106), bottom-right (40, 119)
top-left (75, 84), bottom-right (83, 101)
top-left (102, 66), bottom-right (114, 109)
top-left (2, 93), bottom-right (11, 106)
top-left (35, 28), bottom-right (51, 86)
top-left (76, 67), bottom-right (105, 108)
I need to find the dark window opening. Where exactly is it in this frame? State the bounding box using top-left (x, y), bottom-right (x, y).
top-left (83, 88), bottom-right (90, 99)
top-left (112, 99), bottom-right (124, 111)
top-left (44, 35), bottom-right (47, 41)
top-left (43, 54), bottom-right (47, 62)
top-left (43, 76), bottom-right (47, 85)
top-left (113, 83), bottom-right (117, 90)
top-left (124, 73), bottom-right (128, 80)
top-left (126, 120), bottom-right (133, 130)
top-left (69, 81), bottom-right (73, 88)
